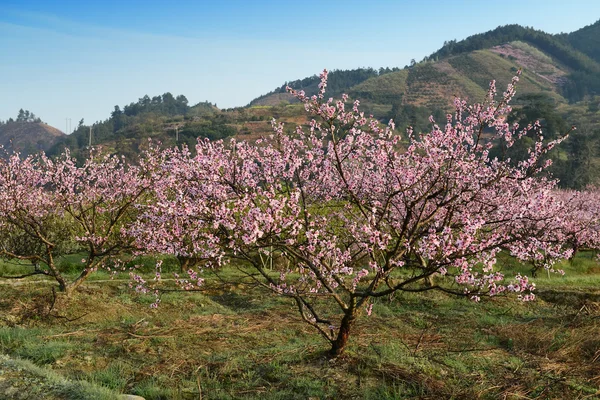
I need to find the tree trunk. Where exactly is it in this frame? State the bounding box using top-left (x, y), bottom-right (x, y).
top-left (57, 278), bottom-right (68, 293)
top-left (569, 244), bottom-right (578, 263)
top-left (63, 268), bottom-right (94, 297)
top-left (178, 256), bottom-right (191, 273)
top-left (329, 312), bottom-right (356, 358)
top-left (530, 267), bottom-right (538, 278)
top-left (44, 254), bottom-right (68, 293)
top-left (49, 268), bottom-right (68, 293)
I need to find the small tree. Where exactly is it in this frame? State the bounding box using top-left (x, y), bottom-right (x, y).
top-left (16, 109), bottom-right (26, 122)
top-left (135, 70), bottom-right (572, 357)
top-left (0, 148), bottom-right (160, 296)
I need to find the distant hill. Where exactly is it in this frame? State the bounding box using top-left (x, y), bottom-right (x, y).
top-left (425, 23), bottom-right (600, 102)
top-left (252, 22), bottom-right (600, 108)
top-left (241, 21), bottom-right (600, 189)
top-left (246, 42), bottom-right (574, 134)
top-left (562, 20), bottom-right (600, 63)
top-left (345, 42), bottom-right (568, 110)
top-left (47, 95), bottom-right (233, 160)
top-left (10, 20), bottom-right (597, 190)
top-left (0, 122), bottom-right (64, 155)
top-left (248, 68), bottom-right (390, 107)
top-left (241, 21), bottom-right (600, 139)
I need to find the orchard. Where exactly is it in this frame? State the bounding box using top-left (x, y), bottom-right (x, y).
top-left (1, 71), bottom-right (598, 359)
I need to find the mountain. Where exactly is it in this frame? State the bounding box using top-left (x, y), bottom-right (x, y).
top-left (247, 47), bottom-right (570, 134)
top-left (563, 20), bottom-right (600, 63)
top-left (243, 22), bottom-right (600, 188)
top-left (424, 23), bottom-right (600, 102)
top-left (9, 21), bottom-right (597, 189)
top-left (253, 22), bottom-right (600, 107)
top-left (243, 22), bottom-right (600, 135)
top-left (248, 68), bottom-right (389, 106)
top-left (47, 95), bottom-right (224, 159)
top-left (0, 122), bottom-right (64, 155)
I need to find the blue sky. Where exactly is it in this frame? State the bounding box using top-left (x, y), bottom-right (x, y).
top-left (1, 0), bottom-right (599, 131)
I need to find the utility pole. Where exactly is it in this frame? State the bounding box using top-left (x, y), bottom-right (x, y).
top-left (89, 126), bottom-right (92, 147)
top-left (176, 126), bottom-right (179, 142)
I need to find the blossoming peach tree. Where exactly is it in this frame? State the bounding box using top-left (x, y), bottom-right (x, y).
top-left (134, 70), bottom-right (576, 357)
top-left (0, 148), bottom-right (162, 296)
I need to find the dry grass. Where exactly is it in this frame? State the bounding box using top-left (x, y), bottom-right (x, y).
top-left (0, 263), bottom-right (599, 399)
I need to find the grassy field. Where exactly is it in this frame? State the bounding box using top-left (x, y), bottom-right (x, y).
top-left (0, 254), bottom-right (599, 399)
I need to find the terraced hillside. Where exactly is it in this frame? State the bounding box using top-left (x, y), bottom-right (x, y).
top-left (254, 43), bottom-right (573, 113)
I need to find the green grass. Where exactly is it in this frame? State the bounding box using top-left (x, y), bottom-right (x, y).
top-left (0, 258), bottom-right (35, 276)
top-left (349, 70), bottom-right (409, 102)
top-left (0, 354), bottom-right (119, 399)
top-left (0, 253), bottom-right (598, 399)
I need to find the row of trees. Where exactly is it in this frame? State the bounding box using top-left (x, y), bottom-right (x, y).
top-left (0, 109), bottom-right (42, 125)
top-left (115, 93), bottom-right (190, 118)
top-left (1, 71), bottom-right (599, 357)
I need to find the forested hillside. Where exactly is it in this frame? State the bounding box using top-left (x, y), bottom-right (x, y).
top-left (7, 21), bottom-right (600, 190)
top-left (246, 22), bottom-right (600, 189)
top-left (562, 20), bottom-right (600, 63)
top-left (47, 93), bottom-right (232, 159)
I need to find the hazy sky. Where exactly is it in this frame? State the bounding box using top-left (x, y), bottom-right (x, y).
top-left (1, 0), bottom-right (599, 131)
